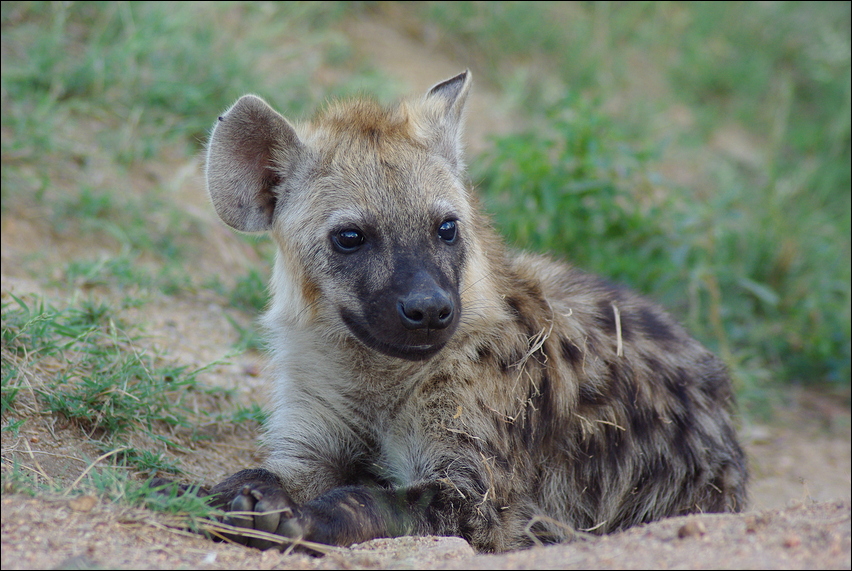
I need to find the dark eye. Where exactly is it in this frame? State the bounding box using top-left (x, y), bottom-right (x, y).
top-left (438, 219), bottom-right (458, 244)
top-left (332, 229), bottom-right (365, 252)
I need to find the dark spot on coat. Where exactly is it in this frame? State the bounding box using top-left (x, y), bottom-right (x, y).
top-left (696, 353), bottom-right (732, 403)
top-left (635, 453), bottom-right (669, 496)
top-left (638, 307), bottom-right (679, 344)
top-left (662, 367), bottom-right (693, 414)
top-left (595, 300), bottom-right (617, 334)
top-left (577, 380), bottom-right (608, 407)
top-left (625, 400), bottom-right (656, 444)
top-left (606, 360), bottom-right (639, 408)
top-left (559, 336), bottom-right (583, 365)
top-left (474, 343), bottom-right (493, 363)
top-left (504, 295), bottom-right (539, 338)
top-left (537, 371), bottom-right (555, 426)
top-left (419, 373), bottom-right (454, 395)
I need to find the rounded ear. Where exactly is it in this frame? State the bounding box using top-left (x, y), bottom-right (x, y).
top-left (205, 95), bottom-right (302, 232)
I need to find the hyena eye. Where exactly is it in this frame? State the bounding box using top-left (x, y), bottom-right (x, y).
top-left (438, 220), bottom-right (458, 244)
top-left (332, 229), bottom-right (365, 253)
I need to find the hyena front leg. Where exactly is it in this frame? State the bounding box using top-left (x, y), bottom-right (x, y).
top-left (211, 471), bottom-right (477, 551)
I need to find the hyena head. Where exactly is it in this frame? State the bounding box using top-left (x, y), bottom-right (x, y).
top-left (206, 72), bottom-right (483, 361)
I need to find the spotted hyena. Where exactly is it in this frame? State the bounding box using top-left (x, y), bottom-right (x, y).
top-left (202, 71), bottom-right (747, 552)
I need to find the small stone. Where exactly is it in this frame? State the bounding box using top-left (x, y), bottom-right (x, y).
top-left (68, 495), bottom-right (97, 512)
top-left (677, 520), bottom-right (706, 539)
top-left (744, 516), bottom-right (757, 533)
top-left (744, 514), bottom-right (769, 533)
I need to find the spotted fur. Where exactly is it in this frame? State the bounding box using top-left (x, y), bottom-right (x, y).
top-left (204, 71), bottom-right (747, 552)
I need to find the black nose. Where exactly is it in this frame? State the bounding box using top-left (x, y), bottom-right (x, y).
top-left (398, 286), bottom-right (455, 330)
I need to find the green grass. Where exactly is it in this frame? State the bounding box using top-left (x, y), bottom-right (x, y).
top-left (2, 2), bottom-right (344, 157)
top-left (2, 458), bottom-right (222, 528)
top-left (474, 91), bottom-right (674, 293)
top-left (0, 1), bottom-right (384, 160)
top-left (1, 0), bottom-right (374, 296)
top-left (1, 294), bottom-right (250, 473)
top-left (0, 283), bottom-right (265, 525)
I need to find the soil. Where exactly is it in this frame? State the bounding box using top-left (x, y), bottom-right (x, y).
top-left (2, 8), bottom-right (850, 570)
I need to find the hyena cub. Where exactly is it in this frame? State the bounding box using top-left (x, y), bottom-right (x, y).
top-left (204, 71), bottom-right (747, 552)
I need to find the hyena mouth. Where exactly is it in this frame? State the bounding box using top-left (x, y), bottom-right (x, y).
top-left (340, 309), bottom-right (457, 361)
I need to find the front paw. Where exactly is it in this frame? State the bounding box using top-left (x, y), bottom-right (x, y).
top-left (226, 484), bottom-right (303, 550)
top-left (208, 468), bottom-right (303, 550)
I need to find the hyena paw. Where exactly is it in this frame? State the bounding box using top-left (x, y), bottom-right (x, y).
top-left (209, 468), bottom-right (303, 550)
top-left (226, 484), bottom-right (304, 549)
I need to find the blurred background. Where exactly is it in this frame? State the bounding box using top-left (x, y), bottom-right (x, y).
top-left (1, 2), bottom-right (849, 429)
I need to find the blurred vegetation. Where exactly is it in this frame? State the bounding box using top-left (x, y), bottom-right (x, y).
top-left (1, 0), bottom-right (849, 434)
top-left (421, 1), bottom-right (850, 410)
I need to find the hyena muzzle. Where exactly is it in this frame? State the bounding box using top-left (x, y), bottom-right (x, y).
top-left (198, 71), bottom-right (747, 552)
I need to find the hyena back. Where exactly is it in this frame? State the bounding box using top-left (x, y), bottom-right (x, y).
top-left (204, 71), bottom-right (747, 552)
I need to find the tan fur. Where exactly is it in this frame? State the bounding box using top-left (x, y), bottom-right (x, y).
top-left (205, 71), bottom-right (747, 552)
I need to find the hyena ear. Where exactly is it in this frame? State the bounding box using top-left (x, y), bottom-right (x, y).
top-left (206, 95), bottom-right (302, 232)
top-left (424, 70), bottom-right (472, 171)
